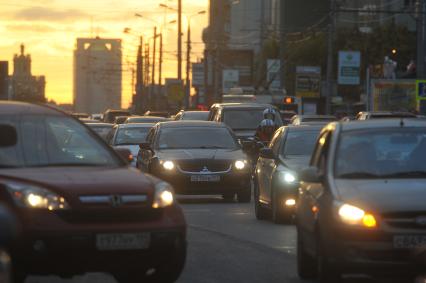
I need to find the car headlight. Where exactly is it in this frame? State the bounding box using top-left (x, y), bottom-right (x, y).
top-left (161, 160), bottom-right (175, 171)
top-left (5, 182), bottom-right (69, 210)
top-left (234, 160), bottom-right (247, 170)
top-left (279, 171), bottom-right (297, 184)
top-left (337, 203), bottom-right (377, 228)
top-left (152, 182), bottom-right (175, 208)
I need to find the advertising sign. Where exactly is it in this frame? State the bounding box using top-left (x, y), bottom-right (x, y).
top-left (295, 66), bottom-right (321, 98)
top-left (371, 79), bottom-right (417, 111)
top-left (192, 63), bottom-right (204, 87)
top-left (338, 51), bottom-right (361, 85)
top-left (222, 69), bottom-right (239, 93)
top-left (267, 59), bottom-right (281, 90)
top-left (416, 80), bottom-right (426, 101)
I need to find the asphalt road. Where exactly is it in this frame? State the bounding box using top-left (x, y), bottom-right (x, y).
top-left (26, 196), bottom-right (425, 283)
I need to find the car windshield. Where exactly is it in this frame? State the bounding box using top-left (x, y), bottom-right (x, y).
top-left (335, 128), bottom-right (426, 179)
top-left (182, 112), bottom-right (209, 120)
top-left (281, 130), bottom-right (320, 157)
top-left (88, 125), bottom-right (112, 141)
top-left (223, 109), bottom-right (283, 130)
top-left (0, 115), bottom-right (120, 168)
top-left (158, 127), bottom-right (237, 150)
top-left (114, 127), bottom-right (150, 145)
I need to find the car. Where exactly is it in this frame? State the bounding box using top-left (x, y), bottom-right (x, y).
top-left (103, 109), bottom-right (131, 123)
top-left (107, 123), bottom-right (155, 167)
top-left (208, 103), bottom-right (283, 141)
top-left (254, 125), bottom-right (323, 223)
top-left (290, 114), bottom-right (336, 125)
top-left (71, 113), bottom-right (90, 119)
top-left (0, 205), bottom-right (17, 283)
top-left (114, 115), bottom-right (131, 124)
top-left (0, 102), bottom-right (186, 283)
top-left (222, 94), bottom-right (256, 104)
top-left (125, 116), bottom-right (168, 124)
top-left (144, 111), bottom-right (170, 118)
top-left (86, 122), bottom-right (114, 142)
top-left (296, 119), bottom-right (426, 282)
top-left (356, 111), bottom-right (417, 120)
top-left (136, 121), bottom-right (252, 202)
top-left (174, 110), bottom-right (209, 121)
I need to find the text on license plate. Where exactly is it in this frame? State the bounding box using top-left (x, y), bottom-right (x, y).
top-left (190, 175), bottom-right (220, 182)
top-left (96, 233), bottom-right (150, 251)
top-left (393, 235), bottom-right (426, 249)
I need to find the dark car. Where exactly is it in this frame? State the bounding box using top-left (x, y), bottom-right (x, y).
top-left (125, 116), bottom-right (168, 124)
top-left (296, 119), bottom-right (426, 282)
top-left (103, 109), bottom-right (131, 123)
top-left (290, 114), bottom-right (337, 125)
top-left (144, 111), bottom-right (170, 118)
top-left (174, 110), bottom-right (209, 121)
top-left (137, 121), bottom-right (252, 202)
top-left (0, 205), bottom-right (17, 283)
top-left (86, 122), bottom-right (113, 141)
top-left (0, 102), bottom-right (186, 283)
top-left (208, 103), bottom-right (283, 141)
top-left (114, 115), bottom-right (130, 124)
top-left (254, 125), bottom-right (323, 223)
top-left (356, 111), bottom-right (417, 120)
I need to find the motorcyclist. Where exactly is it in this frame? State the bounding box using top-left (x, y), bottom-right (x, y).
top-left (255, 108), bottom-right (279, 144)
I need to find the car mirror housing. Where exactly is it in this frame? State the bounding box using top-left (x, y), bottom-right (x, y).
top-left (115, 148), bottom-right (133, 164)
top-left (0, 124), bottom-right (17, 147)
top-left (300, 166), bottom-right (323, 183)
top-left (259, 148), bottom-right (275, 159)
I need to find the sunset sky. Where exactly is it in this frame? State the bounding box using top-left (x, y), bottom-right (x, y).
top-left (0, 0), bottom-right (208, 107)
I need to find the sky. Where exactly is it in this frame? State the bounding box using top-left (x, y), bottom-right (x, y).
top-left (0, 0), bottom-right (208, 108)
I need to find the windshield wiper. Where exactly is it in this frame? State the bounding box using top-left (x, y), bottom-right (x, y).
top-left (381, 171), bottom-right (426, 178)
top-left (338, 172), bottom-right (380, 179)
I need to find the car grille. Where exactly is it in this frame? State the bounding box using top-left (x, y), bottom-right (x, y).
top-left (178, 160), bottom-right (231, 173)
top-left (382, 211), bottom-right (426, 230)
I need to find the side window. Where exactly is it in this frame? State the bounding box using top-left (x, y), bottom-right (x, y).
top-left (311, 131), bottom-right (332, 173)
top-left (146, 128), bottom-right (156, 145)
top-left (269, 130), bottom-right (283, 156)
top-left (106, 127), bottom-right (117, 145)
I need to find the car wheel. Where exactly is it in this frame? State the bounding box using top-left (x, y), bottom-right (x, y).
top-left (317, 236), bottom-right (342, 283)
top-left (222, 193), bottom-right (235, 202)
top-left (271, 188), bottom-right (288, 224)
top-left (254, 178), bottom-right (268, 220)
top-left (297, 230), bottom-right (317, 279)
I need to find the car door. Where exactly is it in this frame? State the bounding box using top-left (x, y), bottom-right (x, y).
top-left (258, 129), bottom-right (283, 205)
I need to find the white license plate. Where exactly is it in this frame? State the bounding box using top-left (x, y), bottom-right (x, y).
top-left (190, 175), bottom-right (220, 182)
top-left (96, 233), bottom-right (150, 251)
top-left (393, 235), bottom-right (426, 249)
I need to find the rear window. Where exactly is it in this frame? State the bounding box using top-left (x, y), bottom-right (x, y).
top-left (223, 109), bottom-right (283, 130)
top-left (281, 130), bottom-right (320, 157)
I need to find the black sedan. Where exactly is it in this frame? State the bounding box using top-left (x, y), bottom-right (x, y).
top-left (254, 125), bottom-right (322, 223)
top-left (136, 121), bottom-right (252, 202)
top-left (297, 119), bottom-right (426, 282)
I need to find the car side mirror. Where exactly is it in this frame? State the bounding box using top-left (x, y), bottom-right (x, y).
top-left (0, 124), bottom-right (17, 147)
top-left (139, 142), bottom-right (151, 150)
top-left (0, 206), bottom-right (17, 247)
top-left (300, 166), bottom-right (323, 183)
top-left (259, 148), bottom-right (275, 159)
top-left (115, 148), bottom-right (133, 164)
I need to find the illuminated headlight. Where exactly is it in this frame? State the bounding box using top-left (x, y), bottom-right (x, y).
top-left (337, 203), bottom-right (377, 228)
top-left (6, 182), bottom-right (69, 210)
top-left (280, 171), bottom-right (297, 184)
top-left (162, 160), bottom-right (175, 170)
top-left (152, 182), bottom-right (175, 208)
top-left (234, 160), bottom-right (247, 170)
top-left (285, 199), bottom-right (296, 206)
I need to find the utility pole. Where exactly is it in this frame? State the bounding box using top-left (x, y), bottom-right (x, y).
top-left (136, 36), bottom-right (144, 114)
top-left (159, 33), bottom-right (163, 86)
top-left (144, 43), bottom-right (150, 95)
top-left (185, 22), bottom-right (191, 109)
top-left (178, 0), bottom-right (183, 80)
top-left (279, 0), bottom-right (286, 90)
top-left (325, 0), bottom-right (336, 115)
top-left (151, 27), bottom-right (157, 109)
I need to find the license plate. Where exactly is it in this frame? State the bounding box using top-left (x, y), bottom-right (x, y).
top-left (96, 233), bottom-right (150, 251)
top-left (190, 175), bottom-right (220, 182)
top-left (393, 235), bottom-right (426, 249)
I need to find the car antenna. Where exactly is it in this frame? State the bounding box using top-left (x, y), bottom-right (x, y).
top-left (400, 118), bottom-right (405, 127)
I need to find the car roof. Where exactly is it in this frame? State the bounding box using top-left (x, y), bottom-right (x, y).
top-left (86, 123), bottom-right (113, 127)
top-left (158, 121), bottom-right (228, 128)
top-left (339, 119), bottom-right (426, 131)
top-left (216, 103), bottom-right (276, 109)
top-left (0, 101), bottom-right (64, 116)
top-left (117, 123), bottom-right (156, 129)
top-left (182, 111), bottom-right (209, 114)
top-left (127, 116), bottom-right (166, 120)
top-left (295, 114), bottom-right (336, 119)
top-left (286, 125), bottom-right (325, 132)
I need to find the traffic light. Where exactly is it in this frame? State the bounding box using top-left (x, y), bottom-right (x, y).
top-left (284, 97), bottom-right (294, 104)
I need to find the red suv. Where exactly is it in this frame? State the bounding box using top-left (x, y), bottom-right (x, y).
top-left (0, 102), bottom-right (186, 283)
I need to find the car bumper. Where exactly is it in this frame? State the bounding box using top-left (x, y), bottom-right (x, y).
top-left (155, 170), bottom-right (251, 195)
top-left (11, 205), bottom-right (186, 275)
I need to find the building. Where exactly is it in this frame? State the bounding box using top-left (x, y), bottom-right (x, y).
top-left (10, 45), bottom-right (46, 102)
top-left (0, 61), bottom-right (8, 100)
top-left (74, 37), bottom-right (122, 114)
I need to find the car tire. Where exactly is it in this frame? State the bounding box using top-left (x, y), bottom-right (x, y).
top-left (271, 189), bottom-right (289, 224)
top-left (297, 230), bottom-right (317, 279)
top-left (317, 236), bottom-right (342, 283)
top-left (254, 179), bottom-right (268, 220)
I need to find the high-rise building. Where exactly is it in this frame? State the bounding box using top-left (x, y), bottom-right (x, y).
top-left (0, 61), bottom-right (8, 100)
top-left (74, 37), bottom-right (122, 114)
top-left (10, 44), bottom-right (46, 102)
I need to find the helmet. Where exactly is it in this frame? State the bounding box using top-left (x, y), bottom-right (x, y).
top-left (259, 119), bottom-right (276, 136)
top-left (263, 107), bottom-right (276, 120)
top-left (260, 119), bottom-right (275, 127)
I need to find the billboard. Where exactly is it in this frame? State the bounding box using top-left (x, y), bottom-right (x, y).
top-left (371, 80), bottom-right (417, 112)
top-left (295, 66), bottom-right (321, 98)
top-left (338, 51), bottom-right (361, 85)
top-left (192, 63), bottom-right (204, 87)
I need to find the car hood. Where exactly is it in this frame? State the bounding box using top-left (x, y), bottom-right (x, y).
top-left (0, 167), bottom-right (155, 197)
top-left (334, 179), bottom-right (426, 214)
top-left (157, 148), bottom-right (246, 161)
top-left (281, 156), bottom-right (311, 172)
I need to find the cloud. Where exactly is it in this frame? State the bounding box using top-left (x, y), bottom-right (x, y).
top-left (14, 6), bottom-right (89, 22)
top-left (7, 23), bottom-right (58, 33)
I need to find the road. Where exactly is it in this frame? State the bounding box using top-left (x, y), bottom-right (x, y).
top-left (26, 196), bottom-right (424, 283)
